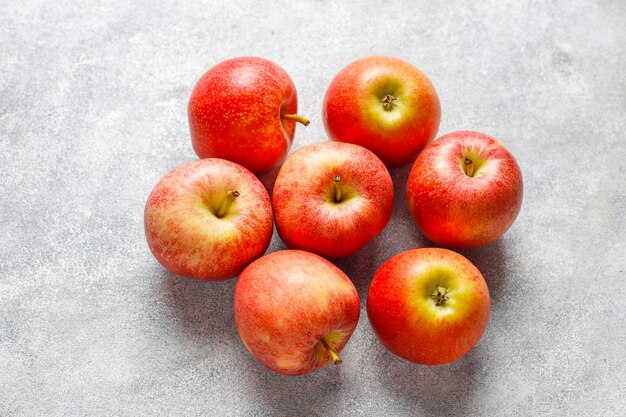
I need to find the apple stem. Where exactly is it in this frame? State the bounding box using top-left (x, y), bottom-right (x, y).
top-left (281, 114), bottom-right (310, 126)
top-left (381, 94), bottom-right (397, 111)
top-left (464, 157), bottom-right (475, 177)
top-left (332, 174), bottom-right (342, 203)
top-left (320, 338), bottom-right (342, 365)
top-left (216, 190), bottom-right (239, 218)
top-left (431, 286), bottom-right (450, 306)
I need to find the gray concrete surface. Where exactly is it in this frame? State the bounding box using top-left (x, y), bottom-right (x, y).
top-left (1, 1), bottom-right (624, 416)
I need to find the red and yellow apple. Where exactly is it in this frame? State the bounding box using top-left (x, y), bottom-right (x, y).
top-left (367, 248), bottom-right (491, 365)
top-left (234, 250), bottom-right (360, 376)
top-left (272, 141), bottom-right (394, 259)
top-left (407, 131), bottom-right (523, 248)
top-left (323, 55), bottom-right (440, 167)
top-left (188, 57), bottom-right (309, 175)
top-left (144, 158), bottom-right (273, 280)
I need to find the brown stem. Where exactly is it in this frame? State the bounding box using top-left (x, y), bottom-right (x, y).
top-left (281, 114), bottom-right (310, 126)
top-left (332, 174), bottom-right (342, 203)
top-left (216, 190), bottom-right (239, 218)
top-left (464, 157), bottom-right (475, 177)
top-left (320, 338), bottom-right (342, 365)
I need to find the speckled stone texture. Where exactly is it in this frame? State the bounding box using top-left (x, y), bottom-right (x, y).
top-left (1, 1), bottom-right (624, 416)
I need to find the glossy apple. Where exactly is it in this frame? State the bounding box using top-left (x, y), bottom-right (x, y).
top-left (234, 250), bottom-right (360, 376)
top-left (188, 57), bottom-right (309, 175)
top-left (144, 158), bottom-right (273, 280)
top-left (272, 141), bottom-right (394, 259)
top-left (322, 55), bottom-right (440, 167)
top-left (367, 248), bottom-right (491, 365)
top-left (407, 131), bottom-right (523, 248)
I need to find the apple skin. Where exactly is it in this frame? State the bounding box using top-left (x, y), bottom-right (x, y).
top-left (188, 57), bottom-right (304, 175)
top-left (407, 131), bottom-right (523, 249)
top-left (234, 250), bottom-right (360, 376)
top-left (367, 248), bottom-right (491, 365)
top-left (322, 56), bottom-right (441, 167)
top-left (144, 158), bottom-right (273, 280)
top-left (272, 141), bottom-right (394, 259)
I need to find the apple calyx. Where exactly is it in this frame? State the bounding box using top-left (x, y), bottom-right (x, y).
top-left (320, 337), bottom-right (342, 365)
top-left (216, 190), bottom-right (240, 218)
top-left (281, 114), bottom-right (311, 126)
top-left (431, 286), bottom-right (449, 306)
top-left (380, 94), bottom-right (397, 111)
top-left (332, 174), bottom-right (343, 203)
top-left (463, 157), bottom-right (475, 177)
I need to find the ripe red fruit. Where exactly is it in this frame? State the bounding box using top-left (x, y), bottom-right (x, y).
top-left (272, 141), bottom-right (394, 259)
top-left (323, 56), bottom-right (440, 167)
top-left (234, 250), bottom-right (360, 376)
top-left (407, 131), bottom-right (523, 248)
top-left (367, 248), bottom-right (491, 365)
top-left (144, 158), bottom-right (273, 280)
top-left (188, 57), bottom-right (309, 175)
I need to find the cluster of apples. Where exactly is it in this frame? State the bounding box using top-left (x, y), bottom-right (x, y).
top-left (144, 56), bottom-right (523, 376)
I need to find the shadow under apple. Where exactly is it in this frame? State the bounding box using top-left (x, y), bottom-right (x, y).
top-left (258, 163), bottom-right (282, 196)
top-left (158, 267), bottom-right (239, 345)
top-left (240, 353), bottom-right (353, 417)
top-left (333, 246), bottom-right (377, 300)
top-left (459, 238), bottom-right (513, 307)
top-left (369, 336), bottom-right (484, 416)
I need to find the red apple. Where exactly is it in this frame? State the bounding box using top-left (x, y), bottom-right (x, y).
top-left (188, 57), bottom-right (309, 175)
top-left (367, 248), bottom-right (491, 365)
top-left (234, 250), bottom-right (360, 376)
top-left (407, 131), bottom-right (523, 248)
top-left (144, 158), bottom-right (273, 280)
top-left (322, 55), bottom-right (440, 167)
top-left (272, 141), bottom-right (394, 259)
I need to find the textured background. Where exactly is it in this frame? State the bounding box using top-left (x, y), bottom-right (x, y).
top-left (1, 1), bottom-right (624, 416)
